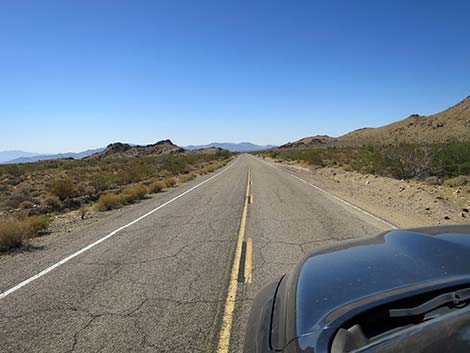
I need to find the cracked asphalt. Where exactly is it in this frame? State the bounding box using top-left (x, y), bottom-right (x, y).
top-left (0, 155), bottom-right (391, 352)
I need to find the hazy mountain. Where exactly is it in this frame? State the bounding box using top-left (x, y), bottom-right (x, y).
top-left (85, 140), bottom-right (183, 160)
top-left (281, 96), bottom-right (470, 148)
top-left (184, 142), bottom-right (276, 152)
top-left (0, 151), bottom-right (41, 163)
top-left (4, 148), bottom-right (105, 164)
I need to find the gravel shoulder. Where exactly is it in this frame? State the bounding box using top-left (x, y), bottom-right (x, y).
top-left (264, 157), bottom-right (470, 228)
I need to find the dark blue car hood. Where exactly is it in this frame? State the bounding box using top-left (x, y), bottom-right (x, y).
top-left (291, 226), bottom-right (470, 342)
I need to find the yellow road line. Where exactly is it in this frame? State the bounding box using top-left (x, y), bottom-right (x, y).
top-left (216, 169), bottom-right (251, 353)
top-left (244, 238), bottom-right (253, 284)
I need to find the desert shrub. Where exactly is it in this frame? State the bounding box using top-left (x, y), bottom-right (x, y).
top-left (23, 215), bottom-right (51, 237)
top-left (301, 150), bottom-right (324, 166)
top-left (382, 144), bottom-right (433, 179)
top-left (4, 190), bottom-right (35, 209)
top-left (352, 144), bottom-right (433, 180)
top-left (75, 182), bottom-right (93, 197)
top-left (351, 145), bottom-right (384, 174)
top-left (0, 220), bottom-right (25, 252)
top-left (91, 174), bottom-right (119, 192)
top-left (120, 184), bottom-right (148, 203)
top-left (95, 193), bottom-right (122, 211)
top-left (2, 164), bottom-right (27, 177)
top-left (148, 180), bottom-right (165, 193)
top-left (270, 150), bottom-right (280, 159)
top-left (44, 194), bottom-right (62, 210)
top-left (216, 149), bottom-right (231, 158)
top-left (160, 156), bottom-right (187, 175)
top-left (49, 177), bottom-right (76, 200)
top-left (433, 141), bottom-right (470, 177)
top-left (119, 161), bottom-right (154, 183)
top-left (163, 177), bottom-right (177, 188)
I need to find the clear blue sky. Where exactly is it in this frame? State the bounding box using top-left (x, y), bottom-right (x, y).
top-left (1, 0), bottom-right (469, 153)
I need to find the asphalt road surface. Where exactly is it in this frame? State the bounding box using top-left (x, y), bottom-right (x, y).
top-left (0, 154), bottom-right (392, 352)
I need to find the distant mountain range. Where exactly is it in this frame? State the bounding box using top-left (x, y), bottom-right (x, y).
top-left (1, 141), bottom-right (275, 164)
top-left (0, 151), bottom-right (41, 163)
top-left (282, 96), bottom-right (470, 148)
top-left (184, 142), bottom-right (276, 152)
top-left (2, 148), bottom-right (105, 164)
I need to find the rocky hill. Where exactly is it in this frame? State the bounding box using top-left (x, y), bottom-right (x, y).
top-left (279, 135), bottom-right (336, 149)
top-left (86, 140), bottom-right (184, 160)
top-left (282, 96), bottom-right (470, 148)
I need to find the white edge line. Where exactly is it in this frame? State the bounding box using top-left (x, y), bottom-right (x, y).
top-left (257, 157), bottom-right (397, 229)
top-left (290, 174), bottom-right (397, 229)
top-left (0, 160), bottom-right (235, 300)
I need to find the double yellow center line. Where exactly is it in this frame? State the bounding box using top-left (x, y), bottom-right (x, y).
top-left (216, 169), bottom-right (253, 353)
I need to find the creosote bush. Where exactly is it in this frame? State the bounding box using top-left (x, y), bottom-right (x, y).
top-left (49, 177), bottom-right (76, 200)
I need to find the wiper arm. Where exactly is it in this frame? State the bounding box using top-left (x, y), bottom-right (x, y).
top-left (389, 288), bottom-right (470, 318)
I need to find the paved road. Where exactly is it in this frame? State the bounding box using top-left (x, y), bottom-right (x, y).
top-left (0, 155), bottom-right (392, 352)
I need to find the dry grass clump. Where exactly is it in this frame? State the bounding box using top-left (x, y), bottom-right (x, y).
top-left (0, 220), bottom-right (24, 252)
top-left (120, 184), bottom-right (148, 204)
top-left (177, 172), bottom-right (196, 183)
top-left (95, 193), bottom-right (122, 211)
top-left (163, 177), bottom-right (177, 188)
top-left (148, 180), bottom-right (165, 193)
top-left (195, 160), bottom-right (230, 176)
top-left (95, 184), bottom-right (148, 211)
top-left (197, 166), bottom-right (211, 175)
top-left (0, 215), bottom-right (52, 252)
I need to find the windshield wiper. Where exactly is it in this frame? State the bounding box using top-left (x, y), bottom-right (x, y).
top-left (389, 288), bottom-right (470, 318)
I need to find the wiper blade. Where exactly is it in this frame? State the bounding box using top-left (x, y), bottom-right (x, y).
top-left (389, 288), bottom-right (470, 318)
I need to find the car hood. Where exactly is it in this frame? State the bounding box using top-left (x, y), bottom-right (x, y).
top-left (280, 225), bottom-right (470, 350)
